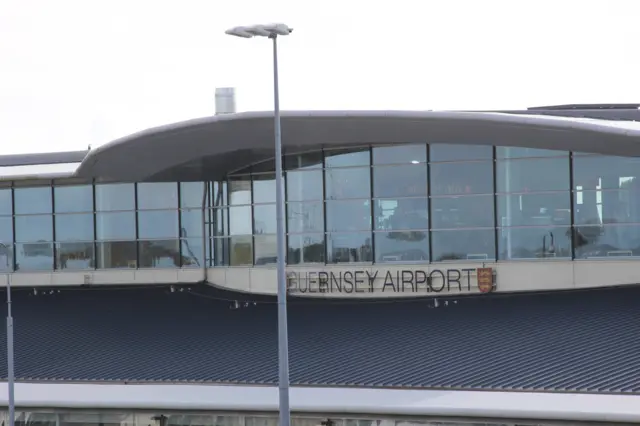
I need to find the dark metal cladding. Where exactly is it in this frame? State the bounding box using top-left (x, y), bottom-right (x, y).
top-left (0, 285), bottom-right (640, 393)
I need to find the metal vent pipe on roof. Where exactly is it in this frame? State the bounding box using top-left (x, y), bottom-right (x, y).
top-left (215, 87), bottom-right (236, 115)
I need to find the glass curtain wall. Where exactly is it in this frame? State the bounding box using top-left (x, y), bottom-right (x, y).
top-left (429, 144), bottom-right (495, 261)
top-left (0, 410), bottom-right (554, 426)
top-left (572, 153), bottom-right (640, 258)
top-left (0, 186), bottom-right (13, 271)
top-left (3, 144), bottom-right (640, 271)
top-left (372, 145), bottom-right (428, 262)
top-left (496, 148), bottom-right (571, 260)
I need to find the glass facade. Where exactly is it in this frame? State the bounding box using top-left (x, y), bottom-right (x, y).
top-left (1, 144), bottom-right (640, 270)
top-left (0, 410), bottom-right (566, 426)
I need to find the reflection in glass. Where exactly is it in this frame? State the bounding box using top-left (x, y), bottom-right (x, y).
top-left (137, 182), bottom-right (178, 209)
top-left (228, 175), bottom-right (251, 205)
top-left (0, 188), bottom-right (11, 215)
top-left (211, 208), bottom-right (228, 237)
top-left (138, 210), bottom-right (179, 239)
top-left (430, 162), bottom-right (493, 195)
top-left (496, 157), bottom-right (570, 193)
top-left (211, 181), bottom-right (228, 207)
top-left (327, 232), bottom-right (373, 263)
top-left (574, 188), bottom-right (640, 226)
top-left (181, 238), bottom-right (205, 267)
top-left (180, 209), bottom-right (204, 238)
top-left (497, 193), bottom-right (570, 227)
top-left (95, 183), bottom-right (135, 211)
top-left (229, 205), bottom-right (252, 235)
top-left (374, 230), bottom-right (428, 262)
top-left (0, 216), bottom-right (12, 271)
top-left (284, 151), bottom-right (323, 170)
top-left (60, 412), bottom-right (135, 426)
top-left (96, 212), bottom-right (136, 240)
top-left (497, 146), bottom-right (567, 159)
top-left (96, 241), bottom-right (137, 268)
top-left (230, 235), bottom-right (253, 266)
top-left (373, 164), bottom-right (427, 198)
top-left (15, 215), bottom-right (53, 242)
top-left (56, 242), bottom-right (94, 269)
top-left (326, 200), bottom-right (371, 232)
top-left (254, 234), bottom-right (277, 265)
top-left (431, 229), bottom-right (495, 261)
top-left (0, 216), bottom-right (13, 244)
top-left (54, 185), bottom-right (93, 212)
top-left (573, 224), bottom-right (640, 258)
top-left (180, 182), bottom-right (206, 208)
top-left (430, 144), bottom-right (492, 162)
top-left (374, 198), bottom-right (428, 231)
top-left (499, 226), bottom-right (571, 260)
top-left (15, 242), bottom-right (54, 271)
top-left (55, 214), bottom-right (94, 241)
top-left (253, 204), bottom-right (276, 234)
top-left (15, 187), bottom-right (52, 214)
top-left (573, 155), bottom-right (640, 190)
top-left (373, 144), bottom-right (427, 165)
top-left (287, 233), bottom-right (325, 264)
top-left (325, 167), bottom-right (370, 199)
top-left (286, 170), bottom-right (323, 201)
top-left (430, 195), bottom-right (494, 229)
top-left (213, 237), bottom-right (230, 266)
top-left (287, 202), bottom-right (324, 233)
top-left (574, 188), bottom-right (640, 225)
top-left (245, 417), bottom-right (278, 426)
top-left (324, 148), bottom-right (369, 168)
top-left (0, 243), bottom-right (12, 271)
top-left (253, 174), bottom-right (281, 204)
top-left (138, 240), bottom-right (180, 268)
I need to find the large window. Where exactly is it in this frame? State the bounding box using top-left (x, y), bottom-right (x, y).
top-left (497, 149), bottom-right (571, 260)
top-left (95, 183), bottom-right (136, 268)
top-left (286, 163), bottom-right (324, 265)
top-left (252, 173), bottom-right (280, 265)
top-left (324, 149), bottom-right (372, 263)
top-left (54, 185), bottom-right (94, 270)
top-left (372, 145), bottom-right (429, 263)
top-left (137, 183), bottom-right (180, 268)
top-left (573, 154), bottom-right (640, 258)
top-left (429, 145), bottom-right (495, 261)
top-left (14, 186), bottom-right (53, 271)
top-left (0, 188), bottom-right (12, 271)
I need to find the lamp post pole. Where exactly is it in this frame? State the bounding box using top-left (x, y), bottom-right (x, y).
top-left (6, 272), bottom-right (14, 426)
top-left (225, 23), bottom-right (293, 426)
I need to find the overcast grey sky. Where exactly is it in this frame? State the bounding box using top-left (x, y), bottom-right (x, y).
top-left (0, 0), bottom-right (638, 155)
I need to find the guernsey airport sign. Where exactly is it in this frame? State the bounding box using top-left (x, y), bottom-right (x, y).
top-left (287, 267), bottom-right (495, 295)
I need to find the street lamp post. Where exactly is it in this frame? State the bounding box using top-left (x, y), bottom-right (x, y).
top-left (225, 23), bottom-right (293, 426)
top-left (6, 272), bottom-right (14, 426)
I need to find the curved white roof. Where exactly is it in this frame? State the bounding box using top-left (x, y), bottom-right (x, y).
top-left (74, 110), bottom-right (640, 182)
top-left (1, 383), bottom-right (638, 424)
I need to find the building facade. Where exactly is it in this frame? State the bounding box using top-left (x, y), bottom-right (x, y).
top-left (2, 143), bottom-right (640, 296)
top-left (1, 106), bottom-right (640, 424)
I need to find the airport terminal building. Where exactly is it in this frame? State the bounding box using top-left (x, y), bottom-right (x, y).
top-left (2, 103), bottom-right (640, 424)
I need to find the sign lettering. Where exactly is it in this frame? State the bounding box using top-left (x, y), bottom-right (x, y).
top-left (286, 268), bottom-right (494, 295)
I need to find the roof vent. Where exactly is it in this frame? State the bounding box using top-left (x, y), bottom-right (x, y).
top-left (215, 87), bottom-right (236, 115)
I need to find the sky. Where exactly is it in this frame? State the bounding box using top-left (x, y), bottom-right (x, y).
top-left (0, 0), bottom-right (639, 155)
